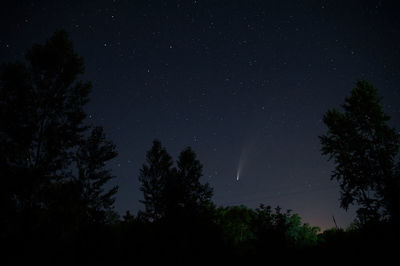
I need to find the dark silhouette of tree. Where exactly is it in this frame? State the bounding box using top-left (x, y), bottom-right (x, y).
top-left (75, 126), bottom-right (118, 224)
top-left (136, 141), bottom-right (217, 266)
top-left (1, 30), bottom-right (89, 221)
top-left (320, 80), bottom-right (400, 225)
top-left (0, 30), bottom-right (118, 246)
top-left (176, 147), bottom-right (213, 204)
top-left (215, 205), bottom-right (255, 246)
top-left (285, 213), bottom-right (320, 247)
top-left (138, 139), bottom-right (174, 221)
top-left (250, 205), bottom-right (291, 249)
top-left (214, 204), bottom-right (319, 251)
top-left (165, 147), bottom-right (213, 217)
top-left (122, 210), bottom-right (135, 223)
top-left (138, 140), bottom-right (213, 222)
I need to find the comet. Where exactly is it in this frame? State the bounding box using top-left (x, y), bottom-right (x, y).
top-left (235, 134), bottom-right (259, 182)
top-left (236, 153), bottom-right (245, 181)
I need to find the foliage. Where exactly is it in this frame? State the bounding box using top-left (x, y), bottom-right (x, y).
top-left (250, 204), bottom-right (320, 249)
top-left (320, 80), bottom-right (400, 225)
top-left (138, 140), bottom-right (173, 221)
top-left (285, 214), bottom-right (320, 247)
top-left (2, 29), bottom-right (398, 264)
top-left (175, 147), bottom-right (213, 207)
top-left (76, 126), bottom-right (118, 224)
top-left (213, 204), bottom-right (320, 249)
top-left (215, 205), bottom-right (255, 245)
top-left (0, 30), bottom-right (118, 242)
top-left (138, 140), bottom-right (213, 221)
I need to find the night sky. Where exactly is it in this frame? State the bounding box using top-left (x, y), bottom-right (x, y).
top-left (2, 0), bottom-right (400, 230)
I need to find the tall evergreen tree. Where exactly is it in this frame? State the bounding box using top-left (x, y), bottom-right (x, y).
top-left (175, 147), bottom-right (213, 207)
top-left (76, 126), bottom-right (118, 224)
top-left (138, 140), bottom-right (173, 221)
top-left (138, 141), bottom-right (213, 221)
top-left (320, 80), bottom-right (400, 225)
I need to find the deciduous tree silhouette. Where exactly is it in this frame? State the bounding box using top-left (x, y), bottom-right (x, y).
top-left (250, 205), bottom-right (291, 249)
top-left (0, 30), bottom-right (118, 244)
top-left (320, 80), bottom-right (400, 225)
top-left (215, 205), bottom-right (255, 246)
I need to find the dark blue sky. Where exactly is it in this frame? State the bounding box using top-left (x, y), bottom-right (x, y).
top-left (2, 0), bottom-right (400, 230)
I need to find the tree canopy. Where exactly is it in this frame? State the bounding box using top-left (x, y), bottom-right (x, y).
top-left (320, 80), bottom-right (400, 225)
top-left (0, 30), bottom-right (118, 238)
top-left (138, 140), bottom-right (213, 221)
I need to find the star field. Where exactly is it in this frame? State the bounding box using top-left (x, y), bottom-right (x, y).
top-left (1, 0), bottom-right (400, 230)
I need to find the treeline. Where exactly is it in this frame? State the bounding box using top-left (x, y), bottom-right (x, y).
top-left (1, 31), bottom-right (399, 265)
